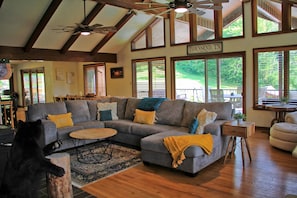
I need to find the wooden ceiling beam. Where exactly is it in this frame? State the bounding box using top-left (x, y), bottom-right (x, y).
top-left (91, 11), bottom-right (135, 55)
top-left (60, 2), bottom-right (105, 54)
top-left (0, 46), bottom-right (117, 63)
top-left (91, 0), bottom-right (137, 9)
top-left (24, 0), bottom-right (63, 52)
top-left (0, 0), bottom-right (3, 8)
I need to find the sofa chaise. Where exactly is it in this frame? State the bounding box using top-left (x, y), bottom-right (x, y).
top-left (26, 96), bottom-right (233, 175)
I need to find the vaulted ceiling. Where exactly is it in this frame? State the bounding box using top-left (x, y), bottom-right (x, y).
top-left (0, 0), bottom-right (292, 63)
top-left (0, 0), bottom-right (158, 62)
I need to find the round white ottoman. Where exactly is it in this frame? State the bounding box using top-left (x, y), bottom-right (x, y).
top-left (270, 122), bottom-right (297, 152)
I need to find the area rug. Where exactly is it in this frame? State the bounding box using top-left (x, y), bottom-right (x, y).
top-left (67, 142), bottom-right (141, 187)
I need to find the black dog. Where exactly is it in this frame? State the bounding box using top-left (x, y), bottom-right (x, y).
top-left (0, 120), bottom-right (65, 198)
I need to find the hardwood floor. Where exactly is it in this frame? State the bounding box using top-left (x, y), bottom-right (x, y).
top-left (82, 129), bottom-right (297, 198)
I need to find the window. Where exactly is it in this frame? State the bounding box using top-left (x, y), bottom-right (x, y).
top-left (0, 79), bottom-right (11, 98)
top-left (254, 46), bottom-right (297, 107)
top-left (132, 58), bottom-right (166, 98)
top-left (84, 64), bottom-right (106, 96)
top-left (222, 0), bottom-right (244, 38)
top-left (21, 68), bottom-right (45, 106)
top-left (253, 0), bottom-right (297, 35)
top-left (292, 6), bottom-right (297, 30)
top-left (171, 1), bottom-right (244, 44)
top-left (173, 53), bottom-right (244, 113)
top-left (131, 18), bottom-right (165, 50)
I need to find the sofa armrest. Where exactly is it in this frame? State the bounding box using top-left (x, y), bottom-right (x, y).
top-left (285, 112), bottom-right (297, 124)
top-left (39, 119), bottom-right (58, 147)
top-left (204, 122), bottom-right (222, 136)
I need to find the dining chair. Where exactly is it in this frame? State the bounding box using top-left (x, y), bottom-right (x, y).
top-left (210, 89), bottom-right (225, 102)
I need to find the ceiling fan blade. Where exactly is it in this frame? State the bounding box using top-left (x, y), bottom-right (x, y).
top-left (188, 7), bottom-right (206, 15)
top-left (93, 26), bottom-right (117, 34)
top-left (192, 0), bottom-right (229, 4)
top-left (193, 4), bottom-right (223, 10)
top-left (89, 24), bottom-right (104, 28)
top-left (155, 8), bottom-right (172, 17)
top-left (76, 23), bottom-right (88, 29)
top-left (72, 30), bottom-right (81, 35)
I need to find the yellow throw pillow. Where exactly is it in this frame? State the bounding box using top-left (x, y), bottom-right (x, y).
top-left (48, 113), bottom-right (74, 128)
top-left (133, 109), bottom-right (156, 125)
top-left (196, 109), bottom-right (217, 134)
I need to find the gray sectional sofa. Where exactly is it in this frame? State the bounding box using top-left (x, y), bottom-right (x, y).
top-left (26, 97), bottom-right (232, 175)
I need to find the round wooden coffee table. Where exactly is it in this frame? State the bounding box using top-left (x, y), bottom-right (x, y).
top-left (69, 128), bottom-right (117, 164)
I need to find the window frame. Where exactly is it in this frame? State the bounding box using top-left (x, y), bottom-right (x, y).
top-left (20, 67), bottom-right (45, 106)
top-left (132, 57), bottom-right (167, 98)
top-left (252, 0), bottom-right (297, 37)
top-left (253, 45), bottom-right (297, 109)
top-left (169, 2), bottom-right (245, 45)
top-left (171, 52), bottom-right (246, 112)
top-left (131, 18), bottom-right (166, 51)
top-left (83, 63), bottom-right (106, 97)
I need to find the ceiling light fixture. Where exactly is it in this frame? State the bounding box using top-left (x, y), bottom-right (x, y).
top-left (169, 0), bottom-right (192, 14)
top-left (80, 30), bottom-right (91, 36)
top-left (175, 7), bottom-right (188, 13)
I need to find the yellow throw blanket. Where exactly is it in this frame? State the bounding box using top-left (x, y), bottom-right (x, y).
top-left (163, 133), bottom-right (213, 168)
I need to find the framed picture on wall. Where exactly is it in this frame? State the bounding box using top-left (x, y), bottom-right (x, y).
top-left (110, 67), bottom-right (124, 78)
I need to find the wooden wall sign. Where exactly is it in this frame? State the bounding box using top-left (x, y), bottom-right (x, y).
top-left (187, 42), bottom-right (223, 55)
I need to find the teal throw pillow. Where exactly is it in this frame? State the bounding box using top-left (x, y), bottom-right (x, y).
top-left (188, 117), bottom-right (199, 134)
top-left (137, 97), bottom-right (167, 111)
top-left (99, 110), bottom-right (112, 121)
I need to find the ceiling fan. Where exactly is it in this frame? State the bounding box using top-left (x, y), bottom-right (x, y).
top-left (55, 0), bottom-right (117, 36)
top-left (136, 0), bottom-right (229, 16)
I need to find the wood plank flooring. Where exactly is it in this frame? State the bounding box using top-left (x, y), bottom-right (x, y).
top-left (82, 129), bottom-right (297, 198)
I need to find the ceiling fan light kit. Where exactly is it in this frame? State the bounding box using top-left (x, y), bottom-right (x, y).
top-left (53, 0), bottom-right (117, 36)
top-left (137, 0), bottom-right (229, 16)
top-left (170, 0), bottom-right (192, 13)
top-left (80, 30), bottom-right (91, 36)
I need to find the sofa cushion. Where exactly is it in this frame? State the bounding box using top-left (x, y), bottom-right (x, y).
top-left (131, 124), bottom-right (186, 137)
top-left (47, 113), bottom-right (74, 128)
top-left (104, 120), bottom-right (134, 134)
top-left (133, 109), bottom-right (156, 125)
top-left (97, 102), bottom-right (118, 120)
top-left (75, 121), bottom-right (105, 129)
top-left (27, 102), bottom-right (67, 121)
top-left (156, 100), bottom-right (185, 126)
top-left (141, 131), bottom-right (220, 157)
top-left (87, 100), bottom-right (99, 120)
top-left (65, 100), bottom-right (91, 123)
top-left (110, 97), bottom-right (128, 119)
top-left (57, 125), bottom-right (84, 140)
top-left (124, 98), bottom-right (141, 120)
top-left (137, 97), bottom-right (167, 111)
top-left (180, 101), bottom-right (232, 127)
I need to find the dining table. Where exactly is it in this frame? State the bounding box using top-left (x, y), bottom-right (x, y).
top-left (265, 104), bottom-right (297, 126)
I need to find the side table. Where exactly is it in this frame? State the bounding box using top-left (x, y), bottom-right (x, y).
top-left (223, 121), bottom-right (255, 167)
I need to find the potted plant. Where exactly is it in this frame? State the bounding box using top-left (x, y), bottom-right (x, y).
top-left (233, 113), bottom-right (246, 124)
top-left (280, 96), bottom-right (289, 105)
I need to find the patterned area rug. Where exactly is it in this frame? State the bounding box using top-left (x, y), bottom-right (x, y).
top-left (68, 142), bottom-right (141, 187)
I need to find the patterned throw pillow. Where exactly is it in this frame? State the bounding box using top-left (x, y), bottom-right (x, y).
top-left (47, 113), bottom-right (74, 128)
top-left (97, 102), bottom-right (118, 120)
top-left (133, 109), bottom-right (156, 125)
top-left (196, 109), bottom-right (217, 134)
